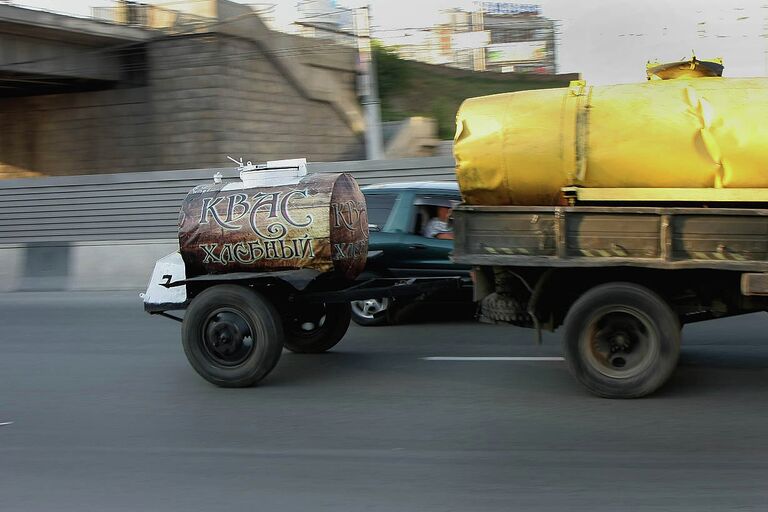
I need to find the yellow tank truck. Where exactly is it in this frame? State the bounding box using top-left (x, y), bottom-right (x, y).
top-left (451, 57), bottom-right (768, 398)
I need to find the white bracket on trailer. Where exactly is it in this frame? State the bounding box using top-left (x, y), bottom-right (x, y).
top-left (140, 251), bottom-right (188, 312)
top-left (225, 156), bottom-right (308, 188)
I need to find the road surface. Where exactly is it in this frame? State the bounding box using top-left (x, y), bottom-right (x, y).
top-left (1, 292), bottom-right (767, 511)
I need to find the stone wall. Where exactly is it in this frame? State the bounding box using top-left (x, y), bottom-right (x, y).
top-left (0, 87), bottom-right (154, 175)
top-left (0, 32), bottom-right (364, 176)
top-left (148, 33), bottom-right (228, 170)
top-left (215, 35), bottom-right (363, 163)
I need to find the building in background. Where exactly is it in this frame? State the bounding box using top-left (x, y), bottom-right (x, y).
top-left (296, 0), bottom-right (353, 35)
top-left (0, 0), bottom-right (366, 177)
top-left (481, 2), bottom-right (556, 74)
top-left (387, 2), bottom-right (557, 74)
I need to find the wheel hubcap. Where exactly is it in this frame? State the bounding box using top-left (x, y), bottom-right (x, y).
top-left (582, 307), bottom-right (658, 379)
top-left (291, 305), bottom-right (330, 336)
top-left (202, 309), bottom-right (255, 366)
top-left (299, 313), bottom-right (327, 332)
top-left (351, 298), bottom-right (389, 319)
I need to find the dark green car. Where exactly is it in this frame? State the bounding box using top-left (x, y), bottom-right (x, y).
top-left (353, 181), bottom-right (471, 326)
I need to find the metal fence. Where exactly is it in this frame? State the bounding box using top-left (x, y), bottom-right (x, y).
top-left (0, 156), bottom-right (456, 244)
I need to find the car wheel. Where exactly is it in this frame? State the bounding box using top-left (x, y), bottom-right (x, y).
top-left (351, 297), bottom-right (391, 326)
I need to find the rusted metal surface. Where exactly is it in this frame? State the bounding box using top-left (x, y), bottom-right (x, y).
top-left (452, 205), bottom-right (768, 271)
top-left (566, 214), bottom-right (660, 258)
top-left (741, 273), bottom-right (768, 296)
top-left (179, 173), bottom-right (367, 279)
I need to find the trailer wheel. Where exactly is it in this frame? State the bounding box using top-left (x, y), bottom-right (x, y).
top-left (181, 285), bottom-right (283, 387)
top-left (283, 303), bottom-right (352, 353)
top-left (563, 282), bottom-right (680, 398)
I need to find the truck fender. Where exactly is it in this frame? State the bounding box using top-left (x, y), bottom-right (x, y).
top-left (527, 269), bottom-right (558, 331)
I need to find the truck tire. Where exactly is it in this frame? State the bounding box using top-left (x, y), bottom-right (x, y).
top-left (283, 302), bottom-right (352, 353)
top-left (181, 285), bottom-right (283, 387)
top-left (563, 282), bottom-right (680, 398)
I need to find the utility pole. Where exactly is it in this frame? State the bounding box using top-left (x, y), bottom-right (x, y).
top-left (355, 5), bottom-right (384, 160)
top-left (763, 4), bottom-right (768, 76)
top-left (471, 7), bottom-right (485, 72)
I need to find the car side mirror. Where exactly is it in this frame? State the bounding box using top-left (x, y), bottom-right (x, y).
top-left (368, 224), bottom-right (381, 232)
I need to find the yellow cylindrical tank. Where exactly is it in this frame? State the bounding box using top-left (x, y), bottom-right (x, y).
top-left (454, 76), bottom-right (768, 205)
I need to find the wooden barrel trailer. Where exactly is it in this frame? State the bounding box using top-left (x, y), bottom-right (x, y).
top-left (142, 160), bottom-right (464, 388)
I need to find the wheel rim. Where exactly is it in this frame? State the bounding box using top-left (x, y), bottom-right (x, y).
top-left (201, 308), bottom-right (255, 367)
top-left (290, 304), bottom-right (330, 337)
top-left (351, 298), bottom-right (389, 319)
top-left (580, 306), bottom-right (659, 379)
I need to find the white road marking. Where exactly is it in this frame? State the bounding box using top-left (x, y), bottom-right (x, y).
top-left (0, 421), bottom-right (13, 427)
top-left (422, 356), bottom-right (564, 362)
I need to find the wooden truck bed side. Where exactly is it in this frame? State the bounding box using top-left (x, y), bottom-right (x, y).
top-left (452, 205), bottom-right (768, 272)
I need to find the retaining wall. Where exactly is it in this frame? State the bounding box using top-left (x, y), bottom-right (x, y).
top-left (0, 156), bottom-right (456, 291)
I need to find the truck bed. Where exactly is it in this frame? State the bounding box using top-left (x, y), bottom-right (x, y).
top-left (452, 205), bottom-right (768, 271)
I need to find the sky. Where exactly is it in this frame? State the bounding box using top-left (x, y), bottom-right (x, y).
top-left (11, 0), bottom-right (768, 84)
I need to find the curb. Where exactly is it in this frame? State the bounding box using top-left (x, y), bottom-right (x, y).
top-left (0, 239), bottom-right (178, 292)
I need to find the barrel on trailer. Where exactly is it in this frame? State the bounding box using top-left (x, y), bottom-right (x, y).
top-left (179, 172), bottom-right (368, 280)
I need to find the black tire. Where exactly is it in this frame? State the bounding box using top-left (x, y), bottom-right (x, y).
top-left (181, 285), bottom-right (283, 387)
top-left (283, 302), bottom-right (352, 353)
top-left (350, 298), bottom-right (390, 326)
top-left (384, 300), bottom-right (402, 325)
top-left (563, 282), bottom-right (680, 398)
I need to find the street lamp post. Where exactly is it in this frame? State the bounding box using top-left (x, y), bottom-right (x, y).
top-left (355, 5), bottom-right (384, 160)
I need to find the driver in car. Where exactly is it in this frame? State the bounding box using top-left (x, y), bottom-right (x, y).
top-left (424, 206), bottom-right (454, 240)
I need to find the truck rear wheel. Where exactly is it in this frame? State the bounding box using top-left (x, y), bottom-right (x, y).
top-left (563, 282), bottom-right (680, 398)
top-left (182, 285), bottom-right (283, 387)
top-left (283, 302), bottom-right (352, 353)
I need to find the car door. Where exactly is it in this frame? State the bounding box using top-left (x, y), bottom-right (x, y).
top-left (389, 193), bottom-right (462, 274)
top-left (362, 191), bottom-right (403, 273)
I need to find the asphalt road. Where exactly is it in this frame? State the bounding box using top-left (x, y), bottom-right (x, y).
top-left (1, 292), bottom-right (767, 511)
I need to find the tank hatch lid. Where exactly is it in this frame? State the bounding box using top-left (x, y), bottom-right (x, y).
top-left (226, 156), bottom-right (308, 187)
top-left (646, 55), bottom-right (723, 80)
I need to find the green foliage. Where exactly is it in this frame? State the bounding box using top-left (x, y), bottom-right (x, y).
top-left (373, 43), bottom-right (571, 140)
top-left (373, 42), bottom-right (411, 100)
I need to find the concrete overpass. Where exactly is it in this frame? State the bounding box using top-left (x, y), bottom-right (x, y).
top-left (0, 1), bottom-right (367, 177)
top-left (0, 4), bottom-right (154, 96)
